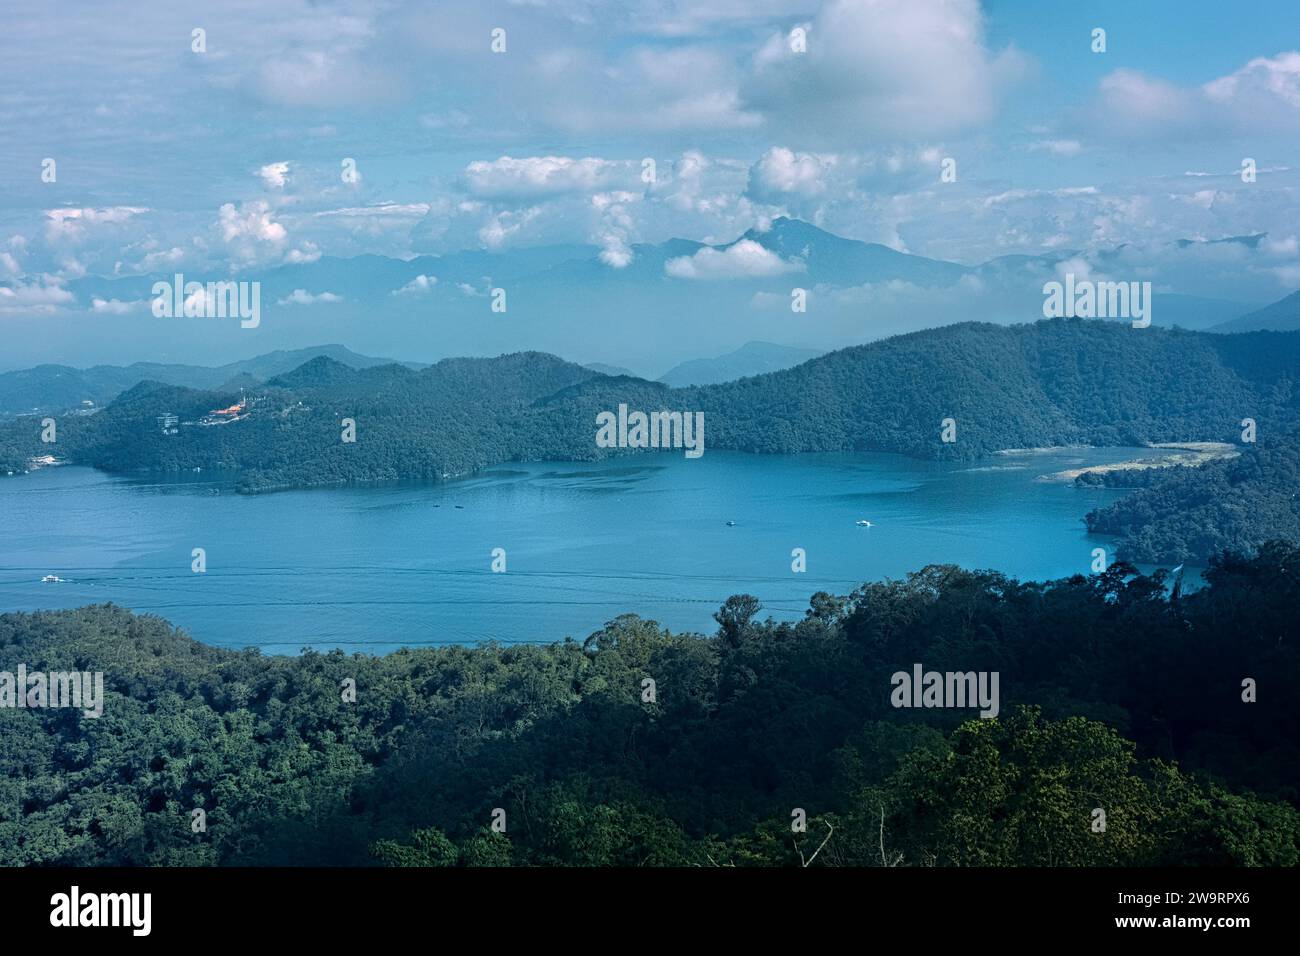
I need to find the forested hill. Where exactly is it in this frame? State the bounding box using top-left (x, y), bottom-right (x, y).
top-left (0, 345), bottom-right (410, 417)
top-left (1, 319), bottom-right (1296, 492)
top-left (1082, 426), bottom-right (1300, 564)
top-left (684, 320), bottom-right (1299, 456)
top-left (2, 547), bottom-right (1297, 866)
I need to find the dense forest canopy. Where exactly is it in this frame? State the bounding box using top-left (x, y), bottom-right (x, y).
top-left (3, 319), bottom-right (1297, 480)
top-left (1082, 427), bottom-right (1300, 563)
top-left (3, 545), bottom-right (1297, 866)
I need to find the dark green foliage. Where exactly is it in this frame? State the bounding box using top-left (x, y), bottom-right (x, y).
top-left (1084, 429), bottom-right (1300, 563)
top-left (4, 321), bottom-right (1296, 563)
top-left (2, 544), bottom-right (1297, 866)
top-left (4, 320), bottom-right (1298, 491)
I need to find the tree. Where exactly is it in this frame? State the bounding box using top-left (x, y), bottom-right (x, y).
top-left (714, 594), bottom-right (761, 648)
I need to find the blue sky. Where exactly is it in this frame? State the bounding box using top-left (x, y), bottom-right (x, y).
top-left (1, 0), bottom-right (1298, 366)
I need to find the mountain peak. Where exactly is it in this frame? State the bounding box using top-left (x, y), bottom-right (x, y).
top-left (266, 355), bottom-right (358, 389)
top-left (743, 217), bottom-right (838, 245)
top-left (1213, 288), bottom-right (1300, 333)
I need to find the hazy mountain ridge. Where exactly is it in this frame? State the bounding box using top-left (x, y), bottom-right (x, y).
top-left (583, 362), bottom-right (639, 378)
top-left (22, 217), bottom-right (1258, 374)
top-left (1214, 289), bottom-right (1300, 333)
top-left (0, 344), bottom-right (414, 417)
top-left (657, 341), bottom-right (825, 386)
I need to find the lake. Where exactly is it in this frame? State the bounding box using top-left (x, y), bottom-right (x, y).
top-left (0, 448), bottom-right (1161, 653)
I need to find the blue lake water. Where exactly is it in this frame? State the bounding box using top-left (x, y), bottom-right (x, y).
top-left (0, 449), bottom-right (1162, 653)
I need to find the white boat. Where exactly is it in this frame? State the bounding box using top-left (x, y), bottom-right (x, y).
top-left (41, 574), bottom-right (64, 583)
top-left (855, 520), bottom-right (873, 527)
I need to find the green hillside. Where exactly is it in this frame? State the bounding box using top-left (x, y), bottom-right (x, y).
top-left (3, 546), bottom-right (1297, 866)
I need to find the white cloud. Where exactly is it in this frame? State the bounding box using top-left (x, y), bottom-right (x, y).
top-left (314, 203), bottom-right (431, 220)
top-left (660, 150), bottom-right (717, 213)
top-left (983, 186), bottom-right (1097, 207)
top-left (1094, 53), bottom-right (1300, 138)
top-left (0, 278), bottom-right (75, 313)
top-left (420, 109), bottom-right (471, 130)
top-left (537, 45), bottom-right (761, 133)
top-left (1096, 70), bottom-right (1199, 135)
top-left (392, 274), bottom-right (437, 295)
top-left (625, 0), bottom-right (811, 37)
top-left (665, 238), bottom-right (804, 279)
top-left (58, 256), bottom-right (86, 278)
top-left (1177, 189), bottom-right (1222, 210)
top-left (744, 0), bottom-right (1028, 141)
top-left (217, 200), bottom-right (288, 263)
top-left (45, 206), bottom-right (148, 243)
top-left (599, 240), bottom-right (634, 269)
top-left (592, 191), bottom-right (639, 269)
top-left (463, 156), bottom-right (629, 198)
top-left (256, 49), bottom-right (398, 108)
top-left (278, 289), bottom-right (342, 305)
top-left (138, 246), bottom-right (186, 271)
top-left (259, 162), bottom-right (290, 189)
top-left (182, 285), bottom-right (217, 316)
top-left (90, 297), bottom-right (144, 314)
top-left (219, 201), bottom-right (286, 244)
top-left (1028, 139), bottom-right (1082, 157)
top-left (1263, 235), bottom-right (1299, 257)
top-left (1272, 263), bottom-right (1300, 286)
top-left (478, 207), bottom-right (542, 248)
top-left (748, 147), bottom-right (838, 199)
top-left (1054, 256), bottom-right (1095, 282)
top-left (1203, 52), bottom-right (1300, 110)
top-left (285, 242), bottom-right (322, 264)
top-left (1184, 165), bottom-right (1292, 177)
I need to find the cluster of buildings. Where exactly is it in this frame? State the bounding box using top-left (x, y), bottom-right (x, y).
top-left (155, 390), bottom-right (252, 434)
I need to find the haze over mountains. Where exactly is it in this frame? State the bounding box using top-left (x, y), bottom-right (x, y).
top-left (0, 340), bottom-right (828, 416)
top-left (657, 341), bottom-right (824, 386)
top-left (1213, 290), bottom-right (1300, 333)
top-left (0, 345), bottom-right (416, 417)
top-left (8, 218), bottom-right (1285, 374)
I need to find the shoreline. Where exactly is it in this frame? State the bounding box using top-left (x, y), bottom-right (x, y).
top-left (1030, 442), bottom-right (1239, 482)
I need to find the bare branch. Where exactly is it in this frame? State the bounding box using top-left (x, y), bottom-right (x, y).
top-left (800, 822), bottom-right (835, 868)
top-left (879, 806), bottom-right (903, 867)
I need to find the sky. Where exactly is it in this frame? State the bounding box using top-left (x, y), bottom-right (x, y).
top-left (1, 0), bottom-right (1298, 368)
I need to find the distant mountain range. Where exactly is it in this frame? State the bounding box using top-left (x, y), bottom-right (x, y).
top-left (657, 341), bottom-right (824, 386)
top-left (9, 217), bottom-right (1278, 373)
top-left (6, 267), bottom-right (1297, 421)
top-left (1213, 290), bottom-right (1300, 333)
top-left (0, 345), bottom-right (419, 417)
top-left (3, 316), bottom-right (1294, 478)
top-left (582, 362), bottom-right (640, 378)
top-left (0, 340), bottom-right (826, 417)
